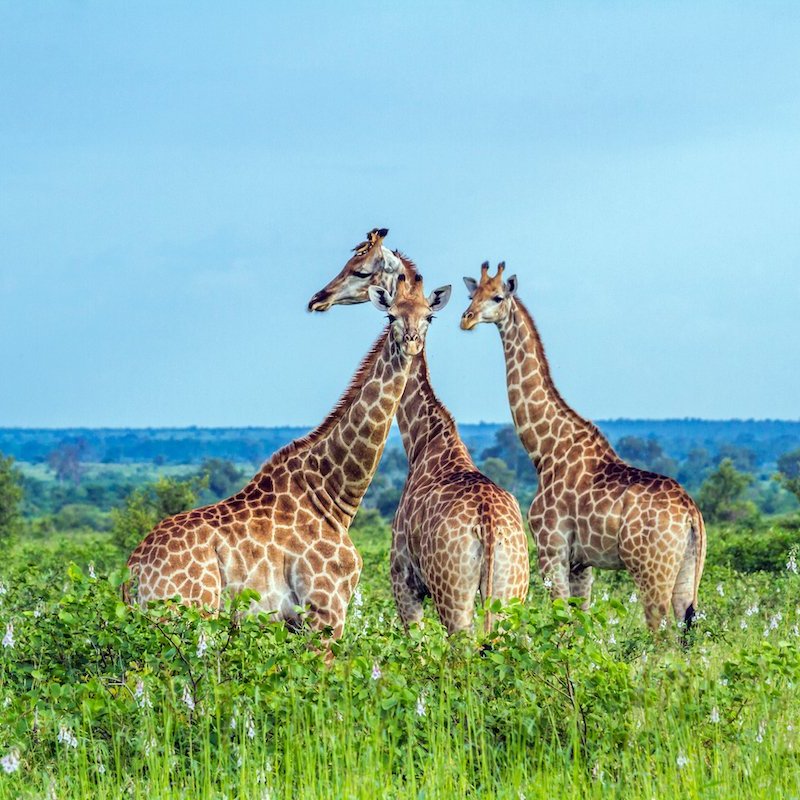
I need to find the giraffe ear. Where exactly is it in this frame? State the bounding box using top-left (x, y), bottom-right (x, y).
top-left (463, 277), bottom-right (478, 298)
top-left (428, 285), bottom-right (451, 313)
top-left (505, 274), bottom-right (518, 297)
top-left (368, 285), bottom-right (394, 311)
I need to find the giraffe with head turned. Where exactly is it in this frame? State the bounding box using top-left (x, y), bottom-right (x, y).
top-left (309, 230), bottom-right (529, 633)
top-left (125, 271), bottom-right (450, 644)
top-left (460, 262), bottom-right (706, 631)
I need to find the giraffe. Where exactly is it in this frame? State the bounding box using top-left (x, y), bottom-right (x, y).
top-left (460, 262), bottom-right (706, 632)
top-left (125, 272), bottom-right (451, 643)
top-left (309, 230), bottom-right (529, 634)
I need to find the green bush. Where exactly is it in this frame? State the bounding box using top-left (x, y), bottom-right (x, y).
top-left (706, 521), bottom-right (800, 572)
top-left (111, 474), bottom-right (207, 553)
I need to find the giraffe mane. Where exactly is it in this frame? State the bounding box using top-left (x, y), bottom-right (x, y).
top-left (512, 298), bottom-right (614, 453)
top-left (255, 327), bottom-right (391, 471)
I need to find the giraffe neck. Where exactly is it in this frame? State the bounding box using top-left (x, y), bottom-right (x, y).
top-left (496, 298), bottom-right (613, 473)
top-left (256, 327), bottom-right (411, 524)
top-left (395, 349), bottom-right (472, 467)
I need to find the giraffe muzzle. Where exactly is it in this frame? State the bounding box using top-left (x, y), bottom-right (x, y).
top-left (307, 290), bottom-right (333, 312)
top-left (402, 332), bottom-right (422, 355)
top-left (460, 311), bottom-right (477, 330)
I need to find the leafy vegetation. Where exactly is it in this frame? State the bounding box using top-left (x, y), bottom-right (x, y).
top-left (0, 521), bottom-right (799, 798)
top-left (1, 425), bottom-right (799, 797)
top-left (0, 454), bottom-right (23, 541)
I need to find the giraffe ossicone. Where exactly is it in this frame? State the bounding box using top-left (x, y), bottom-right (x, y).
top-left (126, 271), bottom-right (448, 646)
top-left (308, 231), bottom-right (530, 635)
top-left (460, 262), bottom-right (706, 632)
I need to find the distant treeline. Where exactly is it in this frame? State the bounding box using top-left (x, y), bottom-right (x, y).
top-left (1, 419), bottom-right (798, 468)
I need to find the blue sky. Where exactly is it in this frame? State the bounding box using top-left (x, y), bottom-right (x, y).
top-left (1, 2), bottom-right (798, 427)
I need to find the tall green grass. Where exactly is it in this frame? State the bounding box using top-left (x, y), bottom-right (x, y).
top-left (0, 530), bottom-right (798, 799)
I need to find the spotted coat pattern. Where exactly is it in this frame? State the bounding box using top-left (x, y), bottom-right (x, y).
top-left (126, 326), bottom-right (413, 640)
top-left (461, 263), bottom-right (706, 630)
top-left (309, 234), bottom-right (530, 633)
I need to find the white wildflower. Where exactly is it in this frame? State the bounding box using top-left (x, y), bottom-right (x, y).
top-left (769, 612), bottom-right (783, 631)
top-left (415, 694), bottom-right (426, 717)
top-left (745, 604), bottom-right (759, 617)
top-left (659, 617), bottom-right (668, 631)
top-left (377, 611), bottom-right (385, 626)
top-left (335, 710), bottom-right (343, 722)
top-left (543, 577), bottom-right (553, 590)
top-left (709, 707), bottom-right (720, 724)
top-left (88, 563), bottom-right (96, 579)
top-left (792, 625), bottom-right (799, 638)
top-left (755, 720), bottom-right (766, 744)
top-left (2, 623), bottom-right (14, 649)
top-left (265, 757), bottom-right (273, 773)
top-left (196, 631), bottom-right (208, 658)
top-left (181, 685), bottom-right (195, 712)
top-left (601, 591), bottom-right (609, 602)
top-left (787, 551), bottom-right (798, 574)
top-left (57, 725), bottom-right (78, 748)
top-left (229, 713), bottom-right (237, 731)
top-left (246, 714), bottom-right (255, 740)
top-left (591, 762), bottom-right (603, 781)
top-left (608, 632), bottom-right (616, 646)
top-left (1, 749), bottom-right (20, 774)
top-left (676, 752), bottom-right (689, 769)
top-left (720, 677), bottom-right (729, 687)
top-left (33, 605), bottom-right (43, 619)
top-left (716, 583), bottom-right (725, 597)
top-left (694, 610), bottom-right (707, 622)
top-left (134, 680), bottom-right (152, 709)
top-left (608, 615), bottom-right (619, 626)
top-left (96, 761), bottom-right (106, 774)
top-left (740, 620), bottom-right (748, 631)
top-left (629, 592), bottom-right (638, 604)
top-left (371, 663), bottom-right (382, 681)
top-left (352, 588), bottom-right (363, 609)
top-left (0, 583), bottom-right (6, 597)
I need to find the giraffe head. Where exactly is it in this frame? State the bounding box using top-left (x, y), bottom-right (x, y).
top-left (308, 227), bottom-right (401, 311)
top-left (459, 261), bottom-right (518, 330)
top-left (369, 273), bottom-right (451, 356)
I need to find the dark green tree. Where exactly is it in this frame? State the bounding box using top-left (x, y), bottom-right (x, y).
top-left (199, 458), bottom-right (246, 500)
top-left (776, 448), bottom-right (800, 505)
top-left (697, 458), bottom-right (756, 523)
top-left (480, 457), bottom-right (517, 492)
top-left (0, 452), bottom-right (24, 539)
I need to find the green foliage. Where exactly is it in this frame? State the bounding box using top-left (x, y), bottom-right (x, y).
top-left (698, 458), bottom-right (757, 523)
top-left (479, 457), bottom-right (517, 492)
top-left (197, 458), bottom-right (246, 501)
top-left (615, 435), bottom-right (678, 477)
top-left (707, 521), bottom-right (800, 572)
top-left (0, 537), bottom-right (799, 798)
top-left (0, 452), bottom-right (23, 540)
top-left (111, 475), bottom-right (207, 553)
top-left (777, 448), bottom-right (800, 504)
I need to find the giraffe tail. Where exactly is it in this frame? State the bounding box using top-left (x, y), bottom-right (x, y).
top-left (682, 506), bottom-right (707, 631)
top-left (480, 503), bottom-right (496, 636)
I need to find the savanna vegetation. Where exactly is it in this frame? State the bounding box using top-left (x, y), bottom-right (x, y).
top-left (0, 423), bottom-right (799, 798)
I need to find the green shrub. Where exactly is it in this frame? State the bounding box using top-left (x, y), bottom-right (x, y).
top-left (111, 475), bottom-right (207, 553)
top-left (706, 522), bottom-right (800, 572)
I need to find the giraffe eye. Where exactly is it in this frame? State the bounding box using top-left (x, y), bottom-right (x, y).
top-left (386, 314), bottom-right (397, 323)
top-left (493, 295), bottom-right (503, 303)
top-left (352, 270), bottom-right (372, 279)
top-left (426, 315), bottom-right (434, 323)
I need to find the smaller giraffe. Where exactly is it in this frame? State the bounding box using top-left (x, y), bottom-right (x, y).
top-left (309, 230), bottom-right (530, 634)
top-left (126, 272), bottom-right (449, 644)
top-left (460, 262), bottom-right (706, 632)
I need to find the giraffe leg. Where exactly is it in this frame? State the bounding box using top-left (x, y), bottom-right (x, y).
top-left (568, 565), bottom-right (593, 610)
top-left (421, 532), bottom-right (481, 635)
top-left (536, 531), bottom-right (571, 600)
top-left (480, 530), bottom-right (531, 633)
top-left (390, 538), bottom-right (427, 629)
